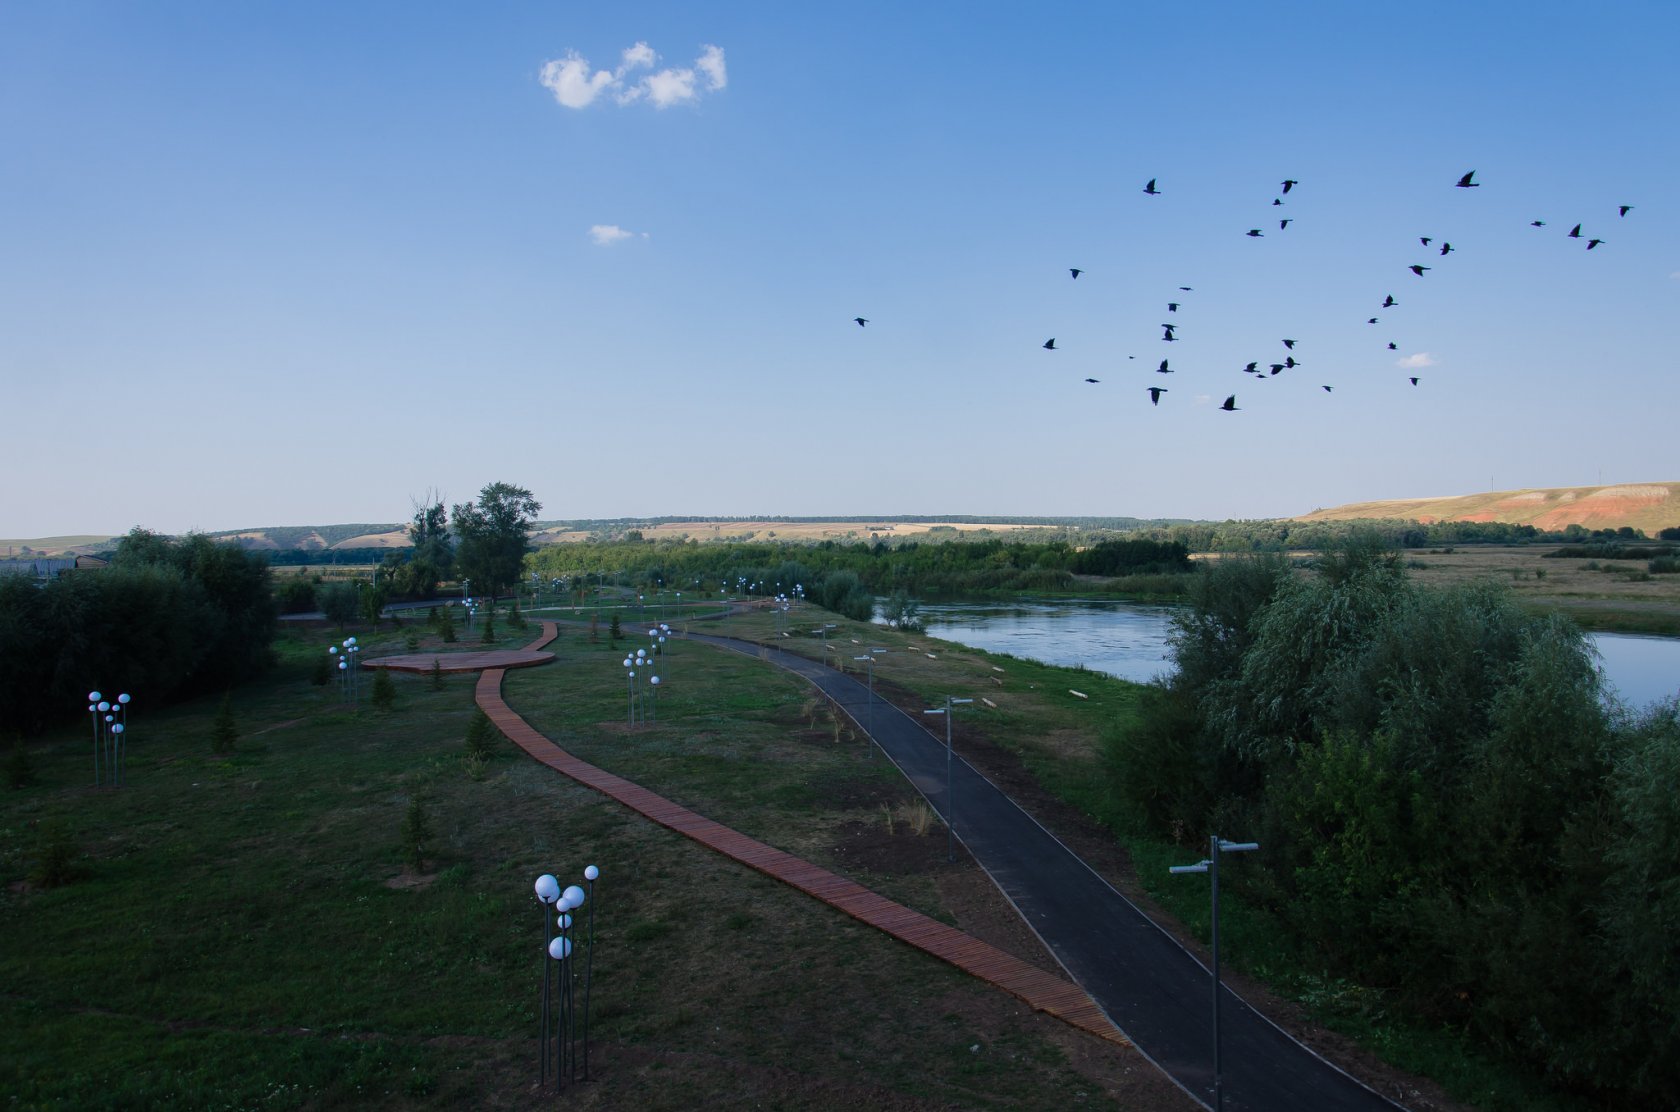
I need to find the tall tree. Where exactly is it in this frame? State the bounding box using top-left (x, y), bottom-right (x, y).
top-left (451, 482), bottom-right (541, 599)
top-left (399, 491), bottom-right (453, 598)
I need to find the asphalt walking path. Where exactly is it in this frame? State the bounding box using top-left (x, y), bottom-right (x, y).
top-left (479, 624), bottom-right (1129, 1050)
top-left (688, 631), bottom-right (1403, 1112)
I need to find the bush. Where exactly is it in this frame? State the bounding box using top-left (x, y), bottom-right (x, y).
top-left (1648, 556), bottom-right (1680, 574)
top-left (275, 576), bottom-right (317, 613)
top-left (480, 612), bottom-right (496, 644)
top-left (465, 709), bottom-right (495, 762)
top-left (402, 797), bottom-right (432, 872)
top-left (310, 651), bottom-right (333, 686)
top-left (318, 582), bottom-right (360, 628)
top-left (5, 734), bottom-right (34, 788)
top-left (370, 666), bottom-right (396, 712)
top-left (211, 693), bottom-right (238, 755)
top-left (438, 606), bottom-right (457, 643)
top-left (429, 658), bottom-right (444, 691)
top-left (28, 822), bottom-right (79, 888)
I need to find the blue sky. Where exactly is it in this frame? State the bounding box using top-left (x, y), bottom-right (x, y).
top-left (4, 2), bottom-right (1675, 536)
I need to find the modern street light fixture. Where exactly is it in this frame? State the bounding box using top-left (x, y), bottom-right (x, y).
top-left (1171, 836), bottom-right (1261, 1112)
top-left (621, 656), bottom-right (638, 727)
top-left (533, 868), bottom-right (601, 1092)
top-left (923, 695), bottom-right (974, 862)
top-left (852, 650), bottom-right (888, 757)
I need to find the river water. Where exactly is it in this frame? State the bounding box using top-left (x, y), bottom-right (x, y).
top-left (880, 598), bottom-right (1679, 709)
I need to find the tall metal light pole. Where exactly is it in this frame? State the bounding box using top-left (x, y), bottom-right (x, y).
top-left (923, 696), bottom-right (973, 862)
top-left (1171, 836), bottom-right (1260, 1112)
top-left (852, 649), bottom-right (887, 756)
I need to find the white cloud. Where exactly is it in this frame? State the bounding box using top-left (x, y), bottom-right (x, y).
top-left (619, 41), bottom-right (656, 72)
top-left (1670, 270), bottom-right (1680, 280)
top-left (541, 43), bottom-right (726, 110)
top-left (1396, 352), bottom-right (1437, 369)
top-left (538, 51), bottom-right (617, 108)
top-left (589, 224), bottom-right (640, 246)
top-left (639, 66), bottom-right (698, 107)
top-left (696, 44), bottom-right (727, 90)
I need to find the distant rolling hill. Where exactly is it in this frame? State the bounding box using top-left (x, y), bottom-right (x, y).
top-left (1297, 481), bottom-right (1680, 535)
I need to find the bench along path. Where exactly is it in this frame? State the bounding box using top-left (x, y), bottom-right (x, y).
top-left (476, 622), bottom-right (1129, 1050)
top-left (686, 631), bottom-right (1406, 1112)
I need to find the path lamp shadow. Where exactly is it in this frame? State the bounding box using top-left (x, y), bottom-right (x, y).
top-left (923, 696), bottom-right (974, 862)
top-left (1170, 836), bottom-right (1260, 1112)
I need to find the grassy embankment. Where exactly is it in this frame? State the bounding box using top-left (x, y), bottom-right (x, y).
top-left (1397, 545), bottom-right (1680, 636)
top-left (684, 605), bottom-right (1595, 1112)
top-left (0, 605), bottom-right (1187, 1110)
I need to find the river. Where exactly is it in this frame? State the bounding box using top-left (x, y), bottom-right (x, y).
top-left (879, 598), bottom-right (1679, 708)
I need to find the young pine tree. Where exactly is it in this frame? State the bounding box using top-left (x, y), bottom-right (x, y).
top-left (370, 666), bottom-right (396, 712)
top-left (211, 693), bottom-right (238, 755)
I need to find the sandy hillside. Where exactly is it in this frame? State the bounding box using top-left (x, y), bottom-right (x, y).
top-left (1297, 481), bottom-right (1680, 534)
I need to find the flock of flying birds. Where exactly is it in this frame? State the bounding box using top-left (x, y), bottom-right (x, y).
top-left (853, 170), bottom-right (1634, 415)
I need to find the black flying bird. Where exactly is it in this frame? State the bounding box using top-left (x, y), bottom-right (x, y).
top-left (1410, 377), bottom-right (1420, 385)
top-left (1619, 205), bottom-right (1634, 217)
top-left (853, 317), bottom-right (868, 327)
top-left (1281, 179), bottom-right (1298, 194)
top-left (1167, 301), bottom-right (1180, 312)
top-left (1456, 171), bottom-right (1480, 188)
top-left (1157, 359), bottom-right (1172, 373)
top-left (1143, 178), bottom-right (1160, 195)
top-left (1246, 228), bottom-right (1264, 237)
top-left (1243, 361), bottom-right (1258, 373)
top-left (1070, 268), bottom-right (1083, 279)
top-left (1368, 317), bottom-right (1379, 324)
top-left (1382, 295), bottom-right (1397, 308)
top-left (1420, 237), bottom-right (1433, 246)
top-left (1220, 395), bottom-right (1239, 411)
top-left (1282, 338), bottom-right (1297, 349)
top-left (1280, 219), bottom-right (1292, 229)
top-left (1161, 325), bottom-right (1178, 341)
top-left (1084, 378), bottom-right (1100, 384)
top-left (1322, 385), bottom-right (1333, 392)
top-left (1269, 363), bottom-right (1285, 375)
top-left (1148, 387), bottom-right (1167, 405)
top-left (1530, 220), bottom-right (1546, 227)
top-left (1587, 238), bottom-right (1605, 250)
top-left (1439, 242), bottom-right (1454, 256)
top-left (1568, 224), bottom-right (1583, 238)
top-left (1273, 198), bottom-right (1284, 206)
top-left (1409, 264), bottom-right (1431, 276)
top-left (1043, 338), bottom-right (1056, 350)
top-left (1387, 342), bottom-right (1398, 350)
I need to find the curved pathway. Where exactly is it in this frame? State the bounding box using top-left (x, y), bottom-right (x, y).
top-left (687, 632), bottom-right (1405, 1112)
top-left (477, 623), bottom-right (1128, 1049)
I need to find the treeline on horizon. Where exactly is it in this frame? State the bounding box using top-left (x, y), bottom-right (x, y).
top-left (525, 536), bottom-right (1196, 602)
top-left (1104, 538), bottom-right (1680, 1104)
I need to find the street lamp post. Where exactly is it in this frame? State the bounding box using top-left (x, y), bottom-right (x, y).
top-left (1171, 836), bottom-right (1261, 1112)
top-left (852, 650), bottom-right (887, 756)
top-left (923, 695), bottom-right (973, 862)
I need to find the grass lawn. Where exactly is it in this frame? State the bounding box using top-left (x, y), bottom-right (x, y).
top-left (1, 606), bottom-right (1186, 1110)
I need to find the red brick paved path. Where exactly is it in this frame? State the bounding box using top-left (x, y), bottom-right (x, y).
top-left (475, 621), bottom-right (1129, 1048)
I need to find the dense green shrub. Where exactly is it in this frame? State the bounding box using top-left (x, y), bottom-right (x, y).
top-left (0, 531), bottom-right (275, 735)
top-left (1107, 536), bottom-right (1677, 1103)
top-left (275, 576), bottom-right (317, 613)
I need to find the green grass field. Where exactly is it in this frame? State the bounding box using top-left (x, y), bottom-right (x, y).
top-left (0, 607), bottom-right (1188, 1110)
